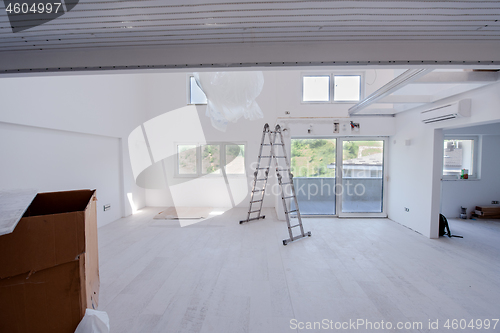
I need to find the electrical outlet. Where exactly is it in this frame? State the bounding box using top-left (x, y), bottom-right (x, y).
top-left (492, 201), bottom-right (499, 205)
top-left (104, 204), bottom-right (111, 211)
top-left (404, 207), bottom-right (410, 212)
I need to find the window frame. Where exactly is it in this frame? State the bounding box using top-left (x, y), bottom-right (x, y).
top-left (175, 142), bottom-right (246, 178)
top-left (301, 72), bottom-right (364, 104)
top-left (333, 74), bottom-right (362, 103)
top-left (301, 75), bottom-right (331, 103)
top-left (442, 135), bottom-right (480, 180)
top-left (176, 143), bottom-right (200, 177)
top-left (224, 143), bottom-right (247, 175)
top-left (187, 75), bottom-right (208, 105)
top-left (201, 143), bottom-right (222, 176)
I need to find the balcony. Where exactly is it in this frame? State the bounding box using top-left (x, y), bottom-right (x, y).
top-left (291, 177), bottom-right (383, 215)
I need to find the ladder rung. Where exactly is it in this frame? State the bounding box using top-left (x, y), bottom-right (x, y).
top-left (262, 144), bottom-right (272, 146)
top-left (249, 210), bottom-right (261, 213)
top-left (240, 216), bottom-right (265, 223)
top-left (252, 189), bottom-right (265, 192)
top-left (275, 156), bottom-right (286, 158)
top-left (260, 156), bottom-right (272, 158)
top-left (283, 231), bottom-right (311, 245)
top-left (286, 210), bottom-right (297, 214)
top-left (256, 178), bottom-right (267, 181)
top-left (250, 200), bottom-right (263, 203)
top-left (273, 143), bottom-right (284, 146)
top-left (290, 224), bottom-right (301, 228)
top-left (283, 196), bottom-right (295, 199)
top-left (256, 167), bottom-right (268, 170)
top-left (277, 168), bottom-right (290, 171)
top-left (281, 182), bottom-right (292, 185)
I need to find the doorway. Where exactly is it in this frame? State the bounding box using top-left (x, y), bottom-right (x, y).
top-left (291, 137), bottom-right (387, 217)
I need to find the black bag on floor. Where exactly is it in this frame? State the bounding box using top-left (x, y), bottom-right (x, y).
top-left (439, 214), bottom-right (463, 238)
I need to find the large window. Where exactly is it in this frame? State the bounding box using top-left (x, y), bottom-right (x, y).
top-left (443, 137), bottom-right (478, 179)
top-left (177, 145), bottom-right (197, 175)
top-left (291, 139), bottom-right (336, 177)
top-left (201, 144), bottom-right (221, 174)
top-left (342, 140), bottom-right (384, 179)
top-left (225, 144), bottom-right (245, 174)
top-left (177, 143), bottom-right (245, 177)
top-left (302, 73), bottom-right (362, 103)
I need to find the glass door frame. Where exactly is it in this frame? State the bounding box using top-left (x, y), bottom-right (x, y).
top-left (289, 136), bottom-right (338, 217)
top-left (336, 137), bottom-right (388, 218)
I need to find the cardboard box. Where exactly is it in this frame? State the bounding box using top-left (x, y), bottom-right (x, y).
top-left (475, 205), bottom-right (500, 219)
top-left (0, 189), bottom-right (99, 333)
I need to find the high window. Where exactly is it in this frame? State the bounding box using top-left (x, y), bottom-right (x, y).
top-left (302, 74), bottom-right (362, 103)
top-left (188, 76), bottom-right (207, 105)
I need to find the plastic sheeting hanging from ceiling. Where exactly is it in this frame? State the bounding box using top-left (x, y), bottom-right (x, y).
top-left (194, 71), bottom-right (264, 132)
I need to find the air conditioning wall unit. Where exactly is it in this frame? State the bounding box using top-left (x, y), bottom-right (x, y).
top-left (420, 99), bottom-right (471, 124)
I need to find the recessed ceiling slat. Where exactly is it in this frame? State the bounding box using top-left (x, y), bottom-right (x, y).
top-left (1, 0), bottom-right (500, 71)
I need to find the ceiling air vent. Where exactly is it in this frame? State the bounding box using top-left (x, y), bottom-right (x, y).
top-left (420, 99), bottom-right (471, 124)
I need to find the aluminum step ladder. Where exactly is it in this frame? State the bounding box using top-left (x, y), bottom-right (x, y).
top-left (239, 123), bottom-right (273, 224)
top-left (240, 123), bottom-right (311, 245)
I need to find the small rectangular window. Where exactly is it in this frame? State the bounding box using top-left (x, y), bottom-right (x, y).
top-left (202, 144), bottom-right (221, 174)
top-left (178, 145), bottom-right (198, 174)
top-left (189, 76), bottom-right (207, 105)
top-left (302, 75), bottom-right (330, 102)
top-left (225, 144), bottom-right (245, 174)
top-left (333, 75), bottom-right (361, 102)
top-left (443, 138), bottom-right (477, 179)
top-left (176, 143), bottom-right (245, 177)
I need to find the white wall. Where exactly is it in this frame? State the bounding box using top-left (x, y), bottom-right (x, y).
top-left (138, 72), bottom-right (279, 209)
top-left (441, 132), bottom-right (500, 218)
top-left (134, 70), bottom-right (397, 212)
top-left (0, 122), bottom-right (122, 227)
top-left (0, 73), bottom-right (148, 224)
top-left (388, 82), bottom-right (500, 238)
top-left (8, 68), bottom-right (499, 233)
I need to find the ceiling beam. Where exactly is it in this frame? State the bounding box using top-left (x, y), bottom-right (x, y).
top-left (349, 68), bottom-right (433, 115)
top-left (377, 95), bottom-right (432, 103)
top-left (414, 71), bottom-right (500, 84)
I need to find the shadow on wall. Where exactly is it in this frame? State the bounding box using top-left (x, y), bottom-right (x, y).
top-left (127, 106), bottom-right (248, 215)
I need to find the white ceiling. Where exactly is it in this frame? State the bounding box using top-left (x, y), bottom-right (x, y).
top-left (352, 68), bottom-right (500, 115)
top-left (1, 1), bottom-right (500, 73)
top-left (1, 0), bottom-right (500, 50)
top-left (0, 0), bottom-right (499, 114)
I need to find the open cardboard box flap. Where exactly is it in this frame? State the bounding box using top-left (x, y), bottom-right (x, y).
top-left (0, 189), bottom-right (97, 279)
top-left (0, 189), bottom-right (100, 333)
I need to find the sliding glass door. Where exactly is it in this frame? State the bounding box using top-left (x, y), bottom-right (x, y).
top-left (339, 139), bottom-right (386, 216)
top-left (290, 137), bottom-right (387, 217)
top-left (290, 138), bottom-right (336, 215)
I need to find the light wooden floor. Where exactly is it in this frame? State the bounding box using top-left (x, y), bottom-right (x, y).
top-left (97, 208), bottom-right (500, 333)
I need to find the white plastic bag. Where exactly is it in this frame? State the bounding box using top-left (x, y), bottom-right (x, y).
top-left (74, 309), bottom-right (110, 333)
top-left (194, 71), bottom-right (264, 131)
